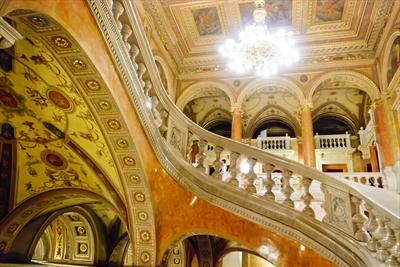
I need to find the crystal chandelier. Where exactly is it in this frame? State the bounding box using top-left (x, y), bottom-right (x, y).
top-left (219, 0), bottom-right (299, 77)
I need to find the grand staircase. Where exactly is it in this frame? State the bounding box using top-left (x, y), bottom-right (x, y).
top-left (88, 1), bottom-right (400, 266)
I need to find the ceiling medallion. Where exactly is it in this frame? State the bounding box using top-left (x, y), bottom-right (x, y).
top-left (219, 0), bottom-right (299, 77)
top-left (41, 150), bottom-right (68, 170)
top-left (47, 89), bottom-right (73, 112)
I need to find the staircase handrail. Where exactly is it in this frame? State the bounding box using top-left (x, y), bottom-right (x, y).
top-left (88, 1), bottom-right (400, 266)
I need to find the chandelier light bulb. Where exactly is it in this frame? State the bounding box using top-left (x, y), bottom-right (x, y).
top-left (219, 0), bottom-right (299, 77)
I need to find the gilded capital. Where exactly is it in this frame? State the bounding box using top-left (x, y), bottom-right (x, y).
top-left (370, 98), bottom-right (383, 110)
top-left (230, 105), bottom-right (243, 114)
top-left (299, 101), bottom-right (313, 111)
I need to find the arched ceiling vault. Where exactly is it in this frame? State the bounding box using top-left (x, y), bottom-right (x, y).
top-left (1, 8), bottom-right (125, 217)
top-left (0, 5), bottom-right (156, 265)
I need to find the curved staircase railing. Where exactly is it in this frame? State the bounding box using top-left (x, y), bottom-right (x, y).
top-left (88, 1), bottom-right (400, 266)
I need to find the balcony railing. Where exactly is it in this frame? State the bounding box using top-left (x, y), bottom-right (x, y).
top-left (89, 1), bottom-right (400, 266)
top-left (256, 134), bottom-right (291, 150)
top-left (314, 133), bottom-right (352, 149)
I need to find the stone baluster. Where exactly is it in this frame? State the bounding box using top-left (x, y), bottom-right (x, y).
top-left (159, 110), bottom-right (168, 137)
top-left (137, 63), bottom-right (147, 87)
top-left (129, 44), bottom-right (140, 71)
top-left (196, 139), bottom-right (207, 173)
top-left (378, 218), bottom-right (397, 263)
top-left (262, 163), bottom-right (275, 200)
top-left (351, 196), bottom-right (369, 242)
top-left (281, 169), bottom-right (294, 208)
top-left (227, 152), bottom-right (240, 187)
top-left (376, 217), bottom-right (393, 262)
top-left (363, 203), bottom-right (378, 234)
top-left (301, 177), bottom-right (315, 218)
top-left (112, 1), bottom-right (124, 32)
top-left (368, 214), bottom-right (388, 252)
top-left (388, 223), bottom-right (400, 265)
top-left (212, 146), bottom-right (223, 180)
top-left (373, 177), bottom-right (380, 188)
top-left (143, 80), bottom-right (153, 98)
top-left (121, 24), bottom-right (132, 51)
top-left (244, 158), bottom-right (257, 194)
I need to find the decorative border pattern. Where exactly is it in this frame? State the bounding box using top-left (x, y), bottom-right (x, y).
top-left (87, 2), bottom-right (157, 266)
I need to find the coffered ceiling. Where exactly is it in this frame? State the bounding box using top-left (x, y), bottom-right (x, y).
top-left (138, 0), bottom-right (397, 78)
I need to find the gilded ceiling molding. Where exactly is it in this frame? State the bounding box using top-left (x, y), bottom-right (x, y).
top-left (87, 1), bottom-right (157, 265)
top-left (237, 77), bottom-right (304, 108)
top-left (307, 71), bottom-right (381, 101)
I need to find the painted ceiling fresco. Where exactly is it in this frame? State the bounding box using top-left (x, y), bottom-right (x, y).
top-left (239, 0), bottom-right (292, 27)
top-left (0, 12), bottom-right (124, 206)
top-left (315, 0), bottom-right (345, 22)
top-left (192, 7), bottom-right (222, 36)
top-left (139, 0), bottom-right (394, 77)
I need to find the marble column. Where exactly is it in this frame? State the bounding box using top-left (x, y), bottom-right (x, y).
top-left (300, 102), bottom-right (316, 167)
top-left (372, 100), bottom-right (395, 168)
top-left (231, 107), bottom-right (243, 142)
top-left (369, 145), bottom-right (379, 172)
top-left (371, 98), bottom-right (400, 191)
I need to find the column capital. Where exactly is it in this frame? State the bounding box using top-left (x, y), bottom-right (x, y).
top-left (299, 101), bottom-right (313, 111)
top-left (230, 105), bottom-right (243, 114)
top-left (370, 98), bottom-right (383, 110)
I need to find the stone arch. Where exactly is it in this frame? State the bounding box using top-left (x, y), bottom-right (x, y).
top-left (237, 77), bottom-right (305, 107)
top-left (246, 105), bottom-right (301, 138)
top-left (0, 188), bottom-right (121, 261)
top-left (29, 206), bottom-right (109, 265)
top-left (307, 71), bottom-right (380, 101)
top-left (313, 102), bottom-right (360, 134)
top-left (381, 31), bottom-right (400, 88)
top-left (176, 81), bottom-right (235, 110)
top-left (200, 108), bottom-right (232, 127)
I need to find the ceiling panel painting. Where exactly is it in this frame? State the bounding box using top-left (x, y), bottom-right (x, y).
top-left (315, 0), bottom-right (345, 22)
top-left (192, 7), bottom-right (222, 36)
top-left (239, 0), bottom-right (292, 27)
